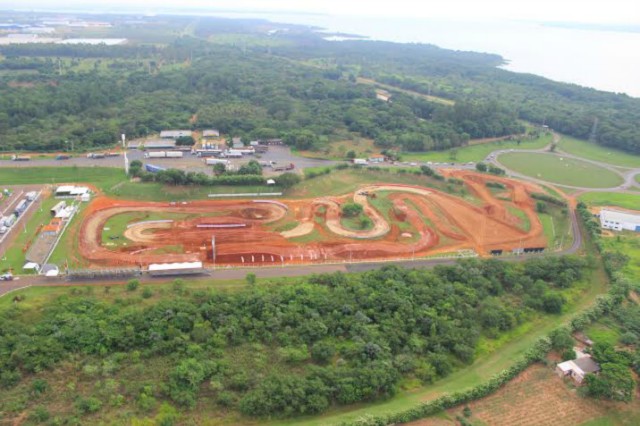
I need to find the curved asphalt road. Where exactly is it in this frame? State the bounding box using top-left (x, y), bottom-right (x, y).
top-left (489, 133), bottom-right (640, 192)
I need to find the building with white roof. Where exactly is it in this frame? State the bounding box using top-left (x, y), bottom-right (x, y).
top-left (600, 209), bottom-right (640, 232)
top-left (55, 186), bottom-right (89, 198)
top-left (147, 261), bottom-right (203, 276)
top-left (160, 130), bottom-right (192, 139)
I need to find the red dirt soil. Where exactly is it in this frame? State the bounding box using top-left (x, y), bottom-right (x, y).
top-left (77, 171), bottom-right (549, 268)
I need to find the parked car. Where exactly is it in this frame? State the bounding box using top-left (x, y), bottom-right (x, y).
top-left (0, 273), bottom-right (13, 281)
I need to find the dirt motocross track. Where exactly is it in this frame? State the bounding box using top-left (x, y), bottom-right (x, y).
top-left (78, 171), bottom-right (548, 267)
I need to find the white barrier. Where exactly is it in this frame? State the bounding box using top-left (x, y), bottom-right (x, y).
top-left (208, 192), bottom-right (283, 198)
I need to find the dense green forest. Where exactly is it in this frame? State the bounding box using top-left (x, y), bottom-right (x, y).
top-left (0, 35), bottom-right (521, 153)
top-left (270, 36), bottom-right (640, 153)
top-left (2, 14), bottom-right (637, 154)
top-left (0, 257), bottom-right (588, 421)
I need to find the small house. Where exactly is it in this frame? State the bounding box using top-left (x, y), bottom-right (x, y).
top-left (266, 179), bottom-right (276, 186)
top-left (556, 354), bottom-right (600, 384)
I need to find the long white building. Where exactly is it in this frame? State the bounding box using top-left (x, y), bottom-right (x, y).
top-left (600, 209), bottom-right (640, 232)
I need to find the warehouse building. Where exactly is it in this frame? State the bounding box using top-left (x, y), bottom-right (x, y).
top-left (55, 186), bottom-right (90, 198)
top-left (600, 209), bottom-right (640, 232)
top-left (160, 130), bottom-right (192, 139)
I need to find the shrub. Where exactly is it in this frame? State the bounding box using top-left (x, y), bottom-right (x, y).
top-left (126, 279), bottom-right (140, 292)
top-left (342, 202), bottom-right (364, 218)
top-left (0, 369), bottom-right (21, 388)
top-left (75, 397), bottom-right (103, 414)
top-left (30, 379), bottom-right (49, 397)
top-left (142, 287), bottom-right (153, 299)
top-left (620, 332), bottom-right (638, 346)
top-left (29, 406), bottom-right (50, 423)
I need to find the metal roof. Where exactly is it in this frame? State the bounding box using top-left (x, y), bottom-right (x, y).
top-left (148, 261), bottom-right (203, 271)
top-left (573, 357), bottom-right (600, 373)
top-left (160, 130), bottom-right (192, 138)
top-left (144, 139), bottom-right (176, 149)
top-left (600, 209), bottom-right (640, 225)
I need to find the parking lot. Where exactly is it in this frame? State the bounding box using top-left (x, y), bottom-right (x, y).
top-left (0, 185), bottom-right (46, 263)
top-left (0, 145), bottom-right (338, 175)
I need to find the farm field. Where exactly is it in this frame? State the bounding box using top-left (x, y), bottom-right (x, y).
top-left (578, 192), bottom-right (640, 211)
top-left (405, 363), bottom-right (640, 426)
top-left (499, 152), bottom-right (624, 188)
top-left (558, 135), bottom-right (640, 168)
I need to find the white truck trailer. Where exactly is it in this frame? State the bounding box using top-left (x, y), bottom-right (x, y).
top-left (205, 158), bottom-right (231, 166)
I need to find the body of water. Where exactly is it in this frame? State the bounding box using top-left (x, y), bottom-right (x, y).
top-left (216, 12), bottom-right (640, 97)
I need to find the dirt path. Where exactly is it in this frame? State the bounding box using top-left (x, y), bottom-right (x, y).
top-left (75, 172), bottom-right (548, 267)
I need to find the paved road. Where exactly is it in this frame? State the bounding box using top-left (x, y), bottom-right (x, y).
top-left (0, 146), bottom-right (337, 175)
top-left (489, 133), bottom-right (640, 192)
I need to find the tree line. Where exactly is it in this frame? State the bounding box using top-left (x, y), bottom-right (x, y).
top-left (0, 257), bottom-right (588, 420)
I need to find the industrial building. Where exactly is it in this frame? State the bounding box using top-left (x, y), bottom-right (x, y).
top-left (599, 209), bottom-right (640, 232)
top-left (55, 186), bottom-right (90, 198)
top-left (128, 139), bottom-right (177, 150)
top-left (160, 130), bottom-right (192, 139)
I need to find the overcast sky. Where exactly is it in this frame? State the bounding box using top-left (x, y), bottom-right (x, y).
top-left (9, 0), bottom-right (640, 24)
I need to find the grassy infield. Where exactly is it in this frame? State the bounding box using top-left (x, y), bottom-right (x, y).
top-left (0, 135), bottom-right (638, 424)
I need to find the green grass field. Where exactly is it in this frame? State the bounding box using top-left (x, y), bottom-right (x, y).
top-left (0, 167), bottom-right (278, 201)
top-left (108, 181), bottom-right (277, 201)
top-left (538, 206), bottom-right (573, 251)
top-left (402, 133), bottom-right (552, 163)
top-left (499, 152), bottom-right (624, 188)
top-left (558, 135), bottom-right (640, 168)
top-left (47, 202), bottom-right (90, 269)
top-left (288, 168), bottom-right (467, 199)
top-left (506, 205), bottom-right (531, 232)
top-left (0, 167), bottom-right (126, 191)
top-left (600, 232), bottom-right (640, 282)
top-left (578, 192), bottom-right (640, 210)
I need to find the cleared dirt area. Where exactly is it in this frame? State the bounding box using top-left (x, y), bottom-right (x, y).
top-left (77, 171), bottom-right (548, 267)
top-left (408, 363), bottom-right (639, 426)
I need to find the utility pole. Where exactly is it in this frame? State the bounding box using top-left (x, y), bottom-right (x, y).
top-left (589, 117), bottom-right (599, 143)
